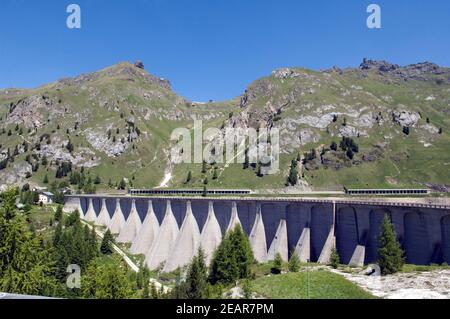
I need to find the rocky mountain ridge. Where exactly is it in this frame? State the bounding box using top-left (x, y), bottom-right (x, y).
top-left (0, 59), bottom-right (449, 191)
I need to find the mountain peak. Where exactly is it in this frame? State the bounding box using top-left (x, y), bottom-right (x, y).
top-left (57, 61), bottom-right (172, 90)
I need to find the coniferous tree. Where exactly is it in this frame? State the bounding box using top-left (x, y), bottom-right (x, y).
top-left (185, 171), bottom-right (192, 184)
top-left (287, 159), bottom-right (298, 186)
top-left (256, 162), bottom-right (263, 177)
top-left (271, 253), bottom-right (283, 274)
top-left (243, 149), bottom-right (249, 169)
top-left (377, 215), bottom-right (405, 275)
top-left (81, 256), bottom-right (134, 299)
top-left (118, 178), bottom-right (127, 190)
top-left (0, 190), bottom-right (58, 296)
top-left (54, 205), bottom-right (63, 222)
top-left (288, 251), bottom-right (300, 272)
top-left (209, 225), bottom-right (254, 285)
top-left (330, 247), bottom-right (340, 269)
top-left (174, 248), bottom-right (209, 299)
top-left (100, 230), bottom-right (114, 255)
top-left (201, 160), bottom-right (207, 174)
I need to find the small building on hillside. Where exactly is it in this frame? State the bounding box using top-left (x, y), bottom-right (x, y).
top-left (38, 191), bottom-right (54, 205)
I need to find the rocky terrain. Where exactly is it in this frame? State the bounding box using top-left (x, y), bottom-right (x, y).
top-left (0, 59), bottom-right (449, 192)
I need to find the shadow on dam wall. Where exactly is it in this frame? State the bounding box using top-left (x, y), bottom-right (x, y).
top-left (64, 196), bottom-right (450, 270)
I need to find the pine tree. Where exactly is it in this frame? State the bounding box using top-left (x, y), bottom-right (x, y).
top-left (329, 247), bottom-right (340, 269)
top-left (66, 140), bottom-right (74, 153)
top-left (439, 127), bottom-right (443, 134)
top-left (118, 178), bottom-right (127, 190)
top-left (201, 160), bottom-right (207, 174)
top-left (212, 168), bottom-right (218, 180)
top-left (288, 251), bottom-right (300, 272)
top-left (243, 149), bottom-right (249, 169)
top-left (287, 159), bottom-right (298, 186)
top-left (184, 248), bottom-right (208, 299)
top-left (209, 225), bottom-right (254, 285)
top-left (94, 175), bottom-right (101, 185)
top-left (256, 162), bottom-right (263, 177)
top-left (100, 230), bottom-right (114, 255)
top-left (271, 253), bottom-right (283, 274)
top-left (185, 171), bottom-right (192, 183)
top-left (377, 215), bottom-right (405, 275)
top-left (0, 195), bottom-right (58, 295)
top-left (54, 205), bottom-right (63, 222)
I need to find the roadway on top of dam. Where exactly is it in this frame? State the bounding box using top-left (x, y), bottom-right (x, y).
top-left (65, 194), bottom-right (450, 210)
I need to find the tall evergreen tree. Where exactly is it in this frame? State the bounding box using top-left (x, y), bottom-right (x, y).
top-left (186, 248), bottom-right (208, 299)
top-left (209, 225), bottom-right (254, 285)
top-left (100, 230), bottom-right (114, 255)
top-left (185, 171), bottom-right (192, 184)
top-left (377, 215), bottom-right (405, 275)
top-left (0, 192), bottom-right (58, 296)
top-left (173, 248), bottom-right (209, 299)
top-left (287, 159), bottom-right (298, 186)
top-left (54, 205), bottom-right (63, 222)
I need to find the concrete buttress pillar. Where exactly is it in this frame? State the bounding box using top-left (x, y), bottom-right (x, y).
top-left (249, 204), bottom-right (268, 262)
top-left (295, 227), bottom-right (311, 262)
top-left (118, 199), bottom-right (142, 243)
top-left (163, 201), bottom-right (201, 272)
top-left (130, 200), bottom-right (160, 255)
top-left (108, 198), bottom-right (126, 234)
top-left (145, 200), bottom-right (179, 270)
top-left (84, 198), bottom-right (97, 223)
top-left (318, 226), bottom-right (336, 264)
top-left (267, 219), bottom-right (288, 262)
top-left (200, 201), bottom-right (223, 264)
top-left (226, 201), bottom-right (241, 233)
top-left (97, 198), bottom-right (111, 226)
top-left (349, 245), bottom-right (366, 267)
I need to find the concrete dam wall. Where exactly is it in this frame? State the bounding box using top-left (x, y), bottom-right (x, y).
top-left (64, 195), bottom-right (450, 272)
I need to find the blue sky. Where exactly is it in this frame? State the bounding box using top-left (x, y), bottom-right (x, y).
top-left (0, 0), bottom-right (449, 101)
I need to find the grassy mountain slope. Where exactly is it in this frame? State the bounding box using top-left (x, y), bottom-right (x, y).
top-left (0, 60), bottom-right (449, 192)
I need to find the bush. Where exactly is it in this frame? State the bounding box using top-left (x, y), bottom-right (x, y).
top-left (271, 253), bottom-right (283, 274)
top-left (288, 251), bottom-right (300, 272)
top-left (329, 247), bottom-right (340, 269)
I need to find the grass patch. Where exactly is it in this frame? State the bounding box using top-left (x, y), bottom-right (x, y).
top-left (252, 270), bottom-right (376, 299)
top-left (401, 264), bottom-right (450, 273)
